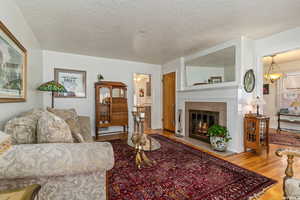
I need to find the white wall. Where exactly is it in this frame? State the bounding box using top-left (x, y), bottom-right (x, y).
top-left (43, 50), bottom-right (162, 136)
top-left (0, 0), bottom-right (43, 129)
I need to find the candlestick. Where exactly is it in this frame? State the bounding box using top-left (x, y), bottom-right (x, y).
top-left (133, 107), bottom-right (137, 112)
top-left (140, 112), bottom-right (145, 118)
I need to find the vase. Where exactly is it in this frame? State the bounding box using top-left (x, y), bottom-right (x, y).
top-left (210, 136), bottom-right (228, 152)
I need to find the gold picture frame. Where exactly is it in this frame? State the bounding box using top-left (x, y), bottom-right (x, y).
top-left (0, 21), bottom-right (27, 103)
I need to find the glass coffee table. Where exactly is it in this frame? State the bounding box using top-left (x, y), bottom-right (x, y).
top-left (127, 134), bottom-right (161, 151)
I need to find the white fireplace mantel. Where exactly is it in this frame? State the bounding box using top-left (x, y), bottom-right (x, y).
top-left (162, 37), bottom-right (257, 153)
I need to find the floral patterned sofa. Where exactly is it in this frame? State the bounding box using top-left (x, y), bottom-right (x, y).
top-left (0, 108), bottom-right (114, 200)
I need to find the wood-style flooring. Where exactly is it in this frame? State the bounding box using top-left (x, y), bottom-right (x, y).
top-left (146, 129), bottom-right (300, 200)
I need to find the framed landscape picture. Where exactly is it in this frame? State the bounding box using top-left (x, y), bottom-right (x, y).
top-left (54, 68), bottom-right (86, 98)
top-left (0, 21), bottom-right (27, 103)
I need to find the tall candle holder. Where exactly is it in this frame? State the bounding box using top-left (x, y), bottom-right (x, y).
top-left (131, 109), bottom-right (156, 169)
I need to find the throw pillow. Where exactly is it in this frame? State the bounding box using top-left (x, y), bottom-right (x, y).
top-left (4, 116), bottom-right (37, 144)
top-left (0, 131), bottom-right (12, 155)
top-left (47, 108), bottom-right (85, 143)
top-left (37, 111), bottom-right (73, 143)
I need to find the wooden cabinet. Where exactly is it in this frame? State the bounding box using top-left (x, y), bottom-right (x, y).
top-left (95, 81), bottom-right (128, 140)
top-left (244, 114), bottom-right (270, 154)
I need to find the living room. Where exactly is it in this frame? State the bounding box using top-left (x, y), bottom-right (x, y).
top-left (1, 0), bottom-right (300, 199)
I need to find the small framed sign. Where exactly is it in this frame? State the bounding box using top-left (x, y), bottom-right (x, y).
top-left (54, 68), bottom-right (86, 98)
top-left (263, 84), bottom-right (269, 95)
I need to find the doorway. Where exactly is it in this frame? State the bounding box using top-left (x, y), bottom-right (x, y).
top-left (262, 49), bottom-right (300, 147)
top-left (133, 73), bottom-right (152, 130)
top-left (163, 72), bottom-right (176, 132)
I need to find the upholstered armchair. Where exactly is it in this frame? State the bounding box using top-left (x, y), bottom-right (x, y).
top-left (276, 148), bottom-right (300, 199)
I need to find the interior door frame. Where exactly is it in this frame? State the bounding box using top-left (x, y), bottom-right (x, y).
top-left (162, 71), bottom-right (176, 133)
top-left (132, 73), bottom-right (153, 128)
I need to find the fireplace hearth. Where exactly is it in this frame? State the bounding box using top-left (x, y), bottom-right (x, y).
top-left (189, 110), bottom-right (219, 143)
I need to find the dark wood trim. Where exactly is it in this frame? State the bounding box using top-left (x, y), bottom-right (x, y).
top-left (94, 132), bottom-right (128, 142)
top-left (54, 68), bottom-right (87, 98)
top-left (163, 128), bottom-right (175, 133)
top-left (0, 21), bottom-right (27, 103)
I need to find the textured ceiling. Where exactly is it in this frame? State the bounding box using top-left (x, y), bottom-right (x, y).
top-left (14, 0), bottom-right (300, 64)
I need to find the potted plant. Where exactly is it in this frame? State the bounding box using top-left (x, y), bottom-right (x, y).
top-left (97, 74), bottom-right (104, 82)
top-left (207, 125), bottom-right (231, 152)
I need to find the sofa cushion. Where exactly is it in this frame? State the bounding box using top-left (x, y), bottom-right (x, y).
top-left (18, 108), bottom-right (45, 121)
top-left (4, 116), bottom-right (37, 144)
top-left (37, 112), bottom-right (73, 143)
top-left (0, 131), bottom-right (11, 156)
top-left (78, 116), bottom-right (94, 142)
top-left (47, 108), bottom-right (78, 121)
top-left (47, 108), bottom-right (84, 143)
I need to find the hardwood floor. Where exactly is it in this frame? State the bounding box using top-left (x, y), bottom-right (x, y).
top-left (146, 129), bottom-right (300, 200)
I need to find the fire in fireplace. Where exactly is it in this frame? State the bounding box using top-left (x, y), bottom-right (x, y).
top-left (189, 110), bottom-right (219, 143)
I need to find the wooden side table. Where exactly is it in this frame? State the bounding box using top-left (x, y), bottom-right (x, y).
top-left (244, 114), bottom-right (270, 154)
top-left (0, 184), bottom-right (41, 200)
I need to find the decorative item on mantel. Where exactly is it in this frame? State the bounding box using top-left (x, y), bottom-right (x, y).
top-left (37, 80), bottom-right (67, 108)
top-left (207, 125), bottom-right (231, 152)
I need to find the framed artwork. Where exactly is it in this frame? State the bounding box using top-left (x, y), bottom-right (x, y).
top-left (0, 21), bottom-right (27, 103)
top-left (209, 76), bottom-right (222, 83)
top-left (54, 68), bottom-right (86, 98)
top-left (244, 69), bottom-right (255, 93)
top-left (263, 84), bottom-right (269, 95)
top-left (139, 88), bottom-right (144, 97)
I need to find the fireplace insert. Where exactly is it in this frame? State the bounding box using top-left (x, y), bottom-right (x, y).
top-left (189, 110), bottom-right (219, 143)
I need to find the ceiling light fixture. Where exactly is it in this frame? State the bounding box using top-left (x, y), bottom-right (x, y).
top-left (264, 55), bottom-right (283, 83)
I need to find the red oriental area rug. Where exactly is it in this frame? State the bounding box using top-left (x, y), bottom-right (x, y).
top-left (108, 135), bottom-right (276, 200)
top-left (269, 131), bottom-right (300, 147)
